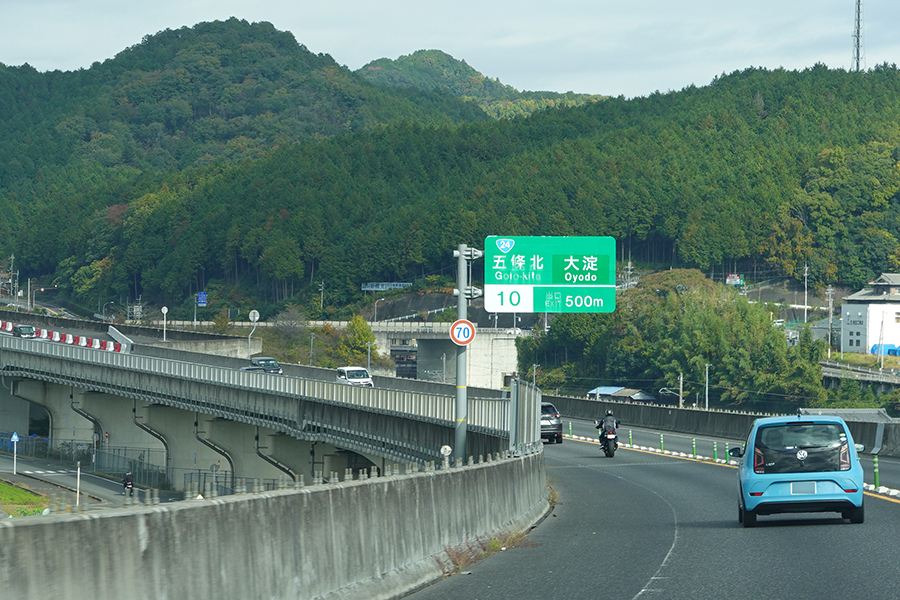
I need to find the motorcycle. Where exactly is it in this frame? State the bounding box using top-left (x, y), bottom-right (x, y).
top-left (124, 481), bottom-right (134, 497)
top-left (594, 421), bottom-right (618, 457)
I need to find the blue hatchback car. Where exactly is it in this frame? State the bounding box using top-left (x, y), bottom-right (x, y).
top-left (729, 414), bottom-right (865, 527)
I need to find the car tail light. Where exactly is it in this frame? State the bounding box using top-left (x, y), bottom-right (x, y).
top-left (754, 448), bottom-right (765, 474)
top-left (839, 443), bottom-right (850, 471)
top-left (750, 492), bottom-right (763, 496)
top-left (844, 488), bottom-right (858, 493)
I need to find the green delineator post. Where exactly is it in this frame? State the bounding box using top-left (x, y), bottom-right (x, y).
top-left (874, 455), bottom-right (880, 488)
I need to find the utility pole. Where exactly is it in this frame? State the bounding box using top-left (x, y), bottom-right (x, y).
top-left (7, 254), bottom-right (12, 308)
top-left (804, 262), bottom-right (809, 324)
top-left (318, 281), bottom-right (324, 310)
top-left (679, 372), bottom-right (683, 409)
top-left (705, 364), bottom-right (711, 411)
top-left (452, 244), bottom-right (483, 462)
top-left (826, 285), bottom-right (834, 359)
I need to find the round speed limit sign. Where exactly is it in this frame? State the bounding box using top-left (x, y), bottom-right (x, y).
top-left (450, 319), bottom-right (476, 346)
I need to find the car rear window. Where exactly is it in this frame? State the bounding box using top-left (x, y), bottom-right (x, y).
top-left (753, 422), bottom-right (851, 474)
top-left (541, 404), bottom-right (559, 415)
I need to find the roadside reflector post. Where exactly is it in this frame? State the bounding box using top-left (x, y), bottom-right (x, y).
top-left (568, 422), bottom-right (572, 437)
top-left (874, 455), bottom-right (880, 488)
top-left (692, 437), bottom-right (696, 458)
top-left (713, 441), bottom-right (718, 461)
top-left (659, 433), bottom-right (664, 452)
top-left (629, 429), bottom-right (633, 445)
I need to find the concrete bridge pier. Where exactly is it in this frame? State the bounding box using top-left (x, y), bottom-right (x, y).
top-left (266, 434), bottom-right (379, 482)
top-left (13, 380), bottom-right (105, 448)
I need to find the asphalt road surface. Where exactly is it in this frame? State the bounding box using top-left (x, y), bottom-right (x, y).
top-left (0, 453), bottom-right (180, 513)
top-left (410, 425), bottom-right (900, 600)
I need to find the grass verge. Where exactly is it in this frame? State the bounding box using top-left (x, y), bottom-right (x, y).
top-left (0, 480), bottom-right (49, 517)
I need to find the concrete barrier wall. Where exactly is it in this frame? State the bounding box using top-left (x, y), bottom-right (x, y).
top-left (0, 453), bottom-right (548, 600)
top-left (546, 395), bottom-right (900, 458)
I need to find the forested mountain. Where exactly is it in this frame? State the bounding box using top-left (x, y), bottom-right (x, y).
top-left (5, 18), bottom-right (900, 328)
top-left (356, 49), bottom-right (604, 118)
top-left (0, 18), bottom-right (488, 257)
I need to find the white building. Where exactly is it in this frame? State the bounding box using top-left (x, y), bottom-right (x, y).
top-left (842, 273), bottom-right (900, 355)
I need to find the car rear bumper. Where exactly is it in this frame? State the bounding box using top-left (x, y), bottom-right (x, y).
top-left (750, 498), bottom-right (860, 515)
top-left (540, 425), bottom-right (562, 439)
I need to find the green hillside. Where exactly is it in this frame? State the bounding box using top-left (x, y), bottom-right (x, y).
top-left (356, 49), bottom-right (604, 118)
top-left (3, 19), bottom-right (900, 332)
top-left (0, 19), bottom-right (489, 249)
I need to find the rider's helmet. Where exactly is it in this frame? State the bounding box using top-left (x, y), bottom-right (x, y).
top-left (606, 410), bottom-right (613, 416)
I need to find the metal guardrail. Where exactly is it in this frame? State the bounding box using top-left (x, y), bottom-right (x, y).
top-left (820, 359), bottom-right (900, 386)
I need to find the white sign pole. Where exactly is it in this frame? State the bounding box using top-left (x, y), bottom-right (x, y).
top-left (11, 432), bottom-right (18, 475)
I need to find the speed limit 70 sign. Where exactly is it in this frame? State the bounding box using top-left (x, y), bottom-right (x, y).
top-left (450, 319), bottom-right (476, 346)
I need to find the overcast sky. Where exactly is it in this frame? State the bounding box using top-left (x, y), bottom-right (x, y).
top-left (1, 0), bottom-right (897, 98)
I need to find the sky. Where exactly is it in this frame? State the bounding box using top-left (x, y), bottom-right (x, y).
top-left (1, 0), bottom-right (898, 98)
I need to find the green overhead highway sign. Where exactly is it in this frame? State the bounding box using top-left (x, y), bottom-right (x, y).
top-left (484, 236), bottom-right (616, 313)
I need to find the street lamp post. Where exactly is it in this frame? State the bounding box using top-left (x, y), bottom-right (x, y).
top-left (161, 306), bottom-right (168, 342)
top-left (532, 364), bottom-right (539, 386)
top-left (31, 285), bottom-right (56, 312)
top-left (374, 297), bottom-right (385, 322)
top-left (102, 301), bottom-right (115, 322)
top-left (248, 310), bottom-right (259, 358)
top-left (367, 341), bottom-right (374, 372)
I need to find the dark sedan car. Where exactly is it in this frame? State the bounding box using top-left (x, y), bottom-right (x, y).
top-left (249, 357), bottom-right (283, 374)
top-left (12, 324), bottom-right (36, 338)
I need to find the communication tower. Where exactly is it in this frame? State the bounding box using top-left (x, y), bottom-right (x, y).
top-left (852, 0), bottom-right (865, 72)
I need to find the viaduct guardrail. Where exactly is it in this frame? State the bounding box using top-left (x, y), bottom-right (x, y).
top-left (0, 336), bottom-right (540, 465)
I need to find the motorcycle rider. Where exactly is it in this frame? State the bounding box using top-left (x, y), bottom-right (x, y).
top-left (597, 410), bottom-right (620, 433)
top-left (596, 410), bottom-right (620, 448)
top-left (123, 471), bottom-right (134, 496)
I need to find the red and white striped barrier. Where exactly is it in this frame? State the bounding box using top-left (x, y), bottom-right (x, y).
top-left (4, 322), bottom-right (123, 352)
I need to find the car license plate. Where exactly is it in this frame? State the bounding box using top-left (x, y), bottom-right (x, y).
top-left (791, 481), bottom-right (816, 495)
top-left (607, 434), bottom-right (616, 439)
